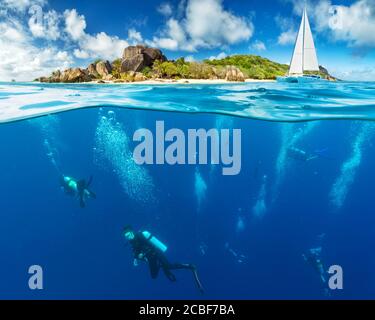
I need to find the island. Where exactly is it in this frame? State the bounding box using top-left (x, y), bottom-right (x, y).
top-left (35, 44), bottom-right (336, 84)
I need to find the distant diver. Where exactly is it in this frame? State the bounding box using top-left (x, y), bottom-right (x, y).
top-left (287, 147), bottom-right (322, 162)
top-left (303, 247), bottom-right (330, 295)
top-left (225, 242), bottom-right (247, 264)
top-left (123, 225), bottom-right (204, 294)
top-left (60, 175), bottom-right (96, 208)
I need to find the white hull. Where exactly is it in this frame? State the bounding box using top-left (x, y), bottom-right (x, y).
top-left (277, 75), bottom-right (326, 83)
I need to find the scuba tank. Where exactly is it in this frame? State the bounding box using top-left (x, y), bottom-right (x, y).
top-left (142, 231), bottom-right (168, 253)
top-left (63, 176), bottom-right (78, 191)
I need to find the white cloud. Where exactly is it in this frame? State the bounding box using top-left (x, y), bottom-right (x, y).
top-left (73, 49), bottom-right (89, 59)
top-left (251, 40), bottom-right (266, 51)
top-left (285, 0), bottom-right (375, 48)
top-left (1, 0), bottom-right (46, 12)
top-left (64, 9), bottom-right (86, 41)
top-left (275, 14), bottom-right (297, 46)
top-left (64, 9), bottom-right (129, 60)
top-left (331, 66), bottom-right (375, 81)
top-left (209, 52), bottom-right (227, 60)
top-left (28, 9), bottom-right (60, 40)
top-left (157, 3), bottom-right (173, 16)
top-left (149, 37), bottom-right (179, 50)
top-left (79, 33), bottom-right (129, 60)
top-left (128, 28), bottom-right (143, 44)
top-left (149, 0), bottom-right (254, 52)
top-left (314, 0), bottom-right (375, 47)
top-left (0, 20), bottom-right (72, 81)
top-left (278, 29), bottom-right (296, 45)
top-left (0, 2), bottom-right (132, 80)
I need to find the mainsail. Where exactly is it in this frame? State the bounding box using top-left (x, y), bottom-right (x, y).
top-left (289, 8), bottom-right (319, 75)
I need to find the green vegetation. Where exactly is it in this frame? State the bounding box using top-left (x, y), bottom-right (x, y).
top-left (205, 55), bottom-right (289, 80)
top-left (151, 59), bottom-right (217, 79)
top-left (149, 55), bottom-right (289, 80)
top-left (111, 58), bottom-right (122, 78)
top-left (141, 66), bottom-right (152, 78)
top-left (109, 54), bottom-right (292, 81)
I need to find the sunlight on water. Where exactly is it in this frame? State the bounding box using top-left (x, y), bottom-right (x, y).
top-left (235, 209), bottom-right (246, 233)
top-left (253, 175), bottom-right (268, 219)
top-left (195, 167), bottom-right (207, 213)
top-left (93, 110), bottom-right (155, 204)
top-left (29, 115), bottom-right (62, 173)
top-left (330, 122), bottom-right (375, 209)
top-left (210, 115), bottom-right (235, 178)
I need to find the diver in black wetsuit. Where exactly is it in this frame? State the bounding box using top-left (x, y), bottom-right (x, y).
top-left (287, 147), bottom-right (318, 162)
top-left (303, 246), bottom-right (330, 296)
top-left (303, 247), bottom-right (327, 284)
top-left (60, 175), bottom-right (96, 208)
top-left (123, 225), bottom-right (204, 294)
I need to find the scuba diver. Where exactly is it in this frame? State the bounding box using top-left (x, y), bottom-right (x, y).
top-left (287, 147), bottom-right (319, 162)
top-left (60, 175), bottom-right (96, 208)
top-left (303, 246), bottom-right (330, 296)
top-left (123, 225), bottom-right (204, 294)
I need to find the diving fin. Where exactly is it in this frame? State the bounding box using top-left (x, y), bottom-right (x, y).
top-left (77, 180), bottom-right (86, 209)
top-left (77, 179), bottom-right (86, 191)
top-left (191, 265), bottom-right (204, 294)
top-left (306, 155), bottom-right (319, 161)
top-left (89, 191), bottom-right (97, 199)
top-left (87, 175), bottom-right (93, 187)
top-left (79, 197), bottom-right (86, 208)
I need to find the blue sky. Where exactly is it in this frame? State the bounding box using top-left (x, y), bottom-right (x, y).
top-left (1, 0), bottom-right (375, 80)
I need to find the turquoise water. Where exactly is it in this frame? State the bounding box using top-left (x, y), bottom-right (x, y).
top-left (1, 81), bottom-right (375, 123)
top-left (0, 81), bottom-right (375, 299)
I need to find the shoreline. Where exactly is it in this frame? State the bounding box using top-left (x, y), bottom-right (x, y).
top-left (91, 78), bottom-right (276, 85)
top-left (2, 78), bottom-right (277, 85)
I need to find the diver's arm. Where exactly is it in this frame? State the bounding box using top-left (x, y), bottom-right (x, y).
top-left (131, 238), bottom-right (148, 265)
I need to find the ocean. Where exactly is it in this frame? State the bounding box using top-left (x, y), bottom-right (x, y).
top-left (0, 81), bottom-right (374, 299)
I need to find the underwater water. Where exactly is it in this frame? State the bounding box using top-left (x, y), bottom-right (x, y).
top-left (0, 81), bottom-right (375, 299)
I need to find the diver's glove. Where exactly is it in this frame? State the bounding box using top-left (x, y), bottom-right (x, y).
top-left (138, 253), bottom-right (145, 260)
top-left (133, 259), bottom-right (139, 267)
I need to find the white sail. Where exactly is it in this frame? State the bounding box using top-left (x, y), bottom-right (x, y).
top-left (289, 10), bottom-right (305, 75)
top-left (303, 9), bottom-right (319, 71)
top-left (288, 8), bottom-right (319, 75)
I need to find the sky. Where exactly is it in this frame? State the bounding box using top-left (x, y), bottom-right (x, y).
top-left (1, 0), bottom-right (375, 81)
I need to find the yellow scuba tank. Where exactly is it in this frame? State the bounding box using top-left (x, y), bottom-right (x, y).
top-left (142, 231), bottom-right (168, 253)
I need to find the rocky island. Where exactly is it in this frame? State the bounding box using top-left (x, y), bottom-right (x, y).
top-left (36, 44), bottom-right (335, 84)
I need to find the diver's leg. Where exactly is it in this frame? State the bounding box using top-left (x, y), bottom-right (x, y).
top-left (89, 190), bottom-right (97, 199)
top-left (148, 257), bottom-right (160, 279)
top-left (169, 263), bottom-right (204, 294)
top-left (158, 255), bottom-right (177, 282)
top-left (79, 196), bottom-right (85, 208)
top-left (169, 263), bottom-right (194, 270)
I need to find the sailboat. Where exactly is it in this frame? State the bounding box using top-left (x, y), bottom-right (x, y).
top-left (277, 7), bottom-right (324, 83)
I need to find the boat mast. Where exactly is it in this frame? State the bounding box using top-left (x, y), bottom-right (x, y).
top-left (302, 7), bottom-right (306, 74)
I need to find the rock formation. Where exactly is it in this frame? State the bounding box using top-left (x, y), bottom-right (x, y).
top-left (37, 68), bottom-right (92, 83)
top-left (87, 63), bottom-right (100, 78)
top-left (96, 60), bottom-right (112, 78)
top-left (121, 45), bottom-right (166, 73)
top-left (225, 66), bottom-right (245, 82)
top-left (87, 60), bottom-right (112, 79)
top-left (319, 65), bottom-right (337, 81)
